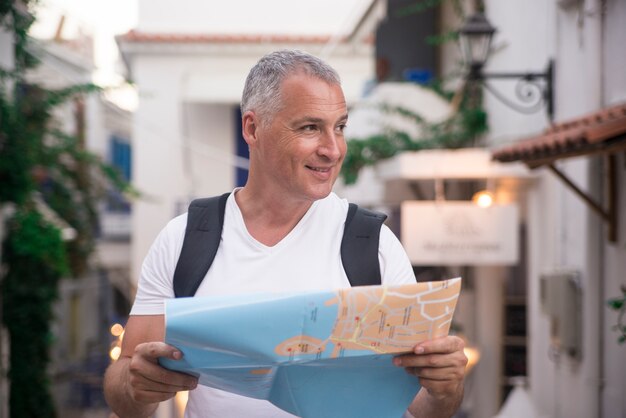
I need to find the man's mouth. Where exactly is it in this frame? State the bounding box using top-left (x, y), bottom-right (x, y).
top-left (306, 165), bottom-right (331, 172)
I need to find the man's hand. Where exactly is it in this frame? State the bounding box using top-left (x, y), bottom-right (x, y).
top-left (127, 342), bottom-right (198, 403)
top-left (105, 315), bottom-right (193, 418)
top-left (394, 336), bottom-right (467, 418)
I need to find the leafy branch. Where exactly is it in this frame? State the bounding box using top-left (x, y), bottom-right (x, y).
top-left (341, 84), bottom-right (487, 184)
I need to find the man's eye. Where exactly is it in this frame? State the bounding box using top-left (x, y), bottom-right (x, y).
top-left (302, 125), bottom-right (317, 131)
top-left (336, 123), bottom-right (347, 133)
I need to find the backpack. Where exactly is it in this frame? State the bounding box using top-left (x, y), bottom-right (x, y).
top-left (173, 193), bottom-right (388, 297)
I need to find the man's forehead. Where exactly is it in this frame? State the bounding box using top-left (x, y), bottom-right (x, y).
top-left (280, 77), bottom-right (346, 104)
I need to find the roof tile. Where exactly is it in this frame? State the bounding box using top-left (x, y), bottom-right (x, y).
top-left (118, 29), bottom-right (340, 44)
top-left (492, 102), bottom-right (626, 166)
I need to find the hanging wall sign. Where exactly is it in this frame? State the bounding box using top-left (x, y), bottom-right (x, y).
top-left (401, 201), bottom-right (519, 265)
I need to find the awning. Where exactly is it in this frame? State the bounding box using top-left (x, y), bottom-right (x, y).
top-left (491, 102), bottom-right (626, 242)
top-left (492, 102), bottom-right (626, 168)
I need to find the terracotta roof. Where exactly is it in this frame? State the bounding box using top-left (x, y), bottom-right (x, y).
top-left (118, 29), bottom-right (339, 44)
top-left (492, 102), bottom-right (626, 168)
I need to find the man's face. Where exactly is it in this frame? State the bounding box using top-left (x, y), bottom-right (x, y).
top-left (250, 73), bottom-right (348, 203)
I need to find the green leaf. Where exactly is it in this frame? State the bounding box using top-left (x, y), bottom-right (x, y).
top-left (607, 299), bottom-right (624, 310)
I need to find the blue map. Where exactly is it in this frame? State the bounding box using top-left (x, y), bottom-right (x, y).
top-left (161, 279), bottom-right (462, 418)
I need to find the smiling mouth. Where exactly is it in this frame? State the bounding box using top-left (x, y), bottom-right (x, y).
top-left (306, 165), bottom-right (331, 172)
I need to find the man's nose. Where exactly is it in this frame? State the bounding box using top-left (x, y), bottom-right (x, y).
top-left (318, 129), bottom-right (342, 160)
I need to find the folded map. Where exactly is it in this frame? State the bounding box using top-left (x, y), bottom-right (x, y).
top-left (161, 277), bottom-right (462, 418)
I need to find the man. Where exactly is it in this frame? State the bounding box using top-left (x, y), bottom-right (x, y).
top-left (104, 50), bottom-right (467, 418)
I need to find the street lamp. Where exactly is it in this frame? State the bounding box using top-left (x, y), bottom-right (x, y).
top-left (459, 13), bottom-right (555, 121)
top-left (459, 13), bottom-right (496, 79)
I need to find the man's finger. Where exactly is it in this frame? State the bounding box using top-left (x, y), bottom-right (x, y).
top-left (393, 347), bottom-right (468, 369)
top-left (129, 356), bottom-right (198, 389)
top-left (404, 365), bottom-right (463, 381)
top-left (131, 374), bottom-right (197, 393)
top-left (135, 341), bottom-right (183, 361)
top-left (414, 335), bottom-right (465, 355)
top-left (130, 387), bottom-right (178, 404)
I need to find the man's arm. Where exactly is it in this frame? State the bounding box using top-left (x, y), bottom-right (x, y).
top-left (394, 335), bottom-right (467, 418)
top-left (104, 315), bottom-right (198, 418)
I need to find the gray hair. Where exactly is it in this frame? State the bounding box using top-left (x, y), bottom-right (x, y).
top-left (241, 49), bottom-right (341, 122)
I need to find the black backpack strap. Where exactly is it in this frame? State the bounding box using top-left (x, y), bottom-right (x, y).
top-left (173, 193), bottom-right (230, 297)
top-left (341, 203), bottom-right (388, 287)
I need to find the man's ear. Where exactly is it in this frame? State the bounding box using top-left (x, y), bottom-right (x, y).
top-left (242, 111), bottom-right (259, 146)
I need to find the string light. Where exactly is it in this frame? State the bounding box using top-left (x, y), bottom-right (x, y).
top-left (109, 345), bottom-right (122, 361)
top-left (175, 391), bottom-right (190, 415)
top-left (109, 323), bottom-right (125, 361)
top-left (472, 190), bottom-right (494, 208)
top-left (110, 323), bottom-right (124, 337)
top-left (464, 346), bottom-right (481, 373)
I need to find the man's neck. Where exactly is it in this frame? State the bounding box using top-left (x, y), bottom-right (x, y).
top-left (234, 187), bottom-right (315, 247)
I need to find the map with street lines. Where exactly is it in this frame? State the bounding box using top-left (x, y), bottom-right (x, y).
top-left (275, 280), bottom-right (461, 359)
top-left (162, 278), bottom-right (461, 418)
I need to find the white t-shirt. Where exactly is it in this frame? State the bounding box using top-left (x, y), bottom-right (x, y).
top-left (131, 191), bottom-right (416, 418)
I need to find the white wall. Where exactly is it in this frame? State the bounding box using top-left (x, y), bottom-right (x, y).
top-left (136, 0), bottom-right (368, 36)
top-left (530, 158), bottom-right (601, 418)
top-left (131, 55), bottom-right (189, 285)
top-left (530, 1), bottom-right (606, 416)
top-left (483, 0), bottom-right (554, 142)
top-left (183, 102), bottom-right (236, 197)
top-left (603, 0), bottom-right (626, 105)
top-left (178, 51), bottom-right (373, 105)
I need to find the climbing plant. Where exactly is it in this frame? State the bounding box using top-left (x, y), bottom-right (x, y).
top-left (341, 96), bottom-right (487, 184)
top-left (0, 2), bottom-right (131, 416)
top-left (1, 208), bottom-right (67, 417)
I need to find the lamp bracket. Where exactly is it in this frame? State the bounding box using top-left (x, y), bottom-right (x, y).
top-left (470, 60), bottom-right (555, 121)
